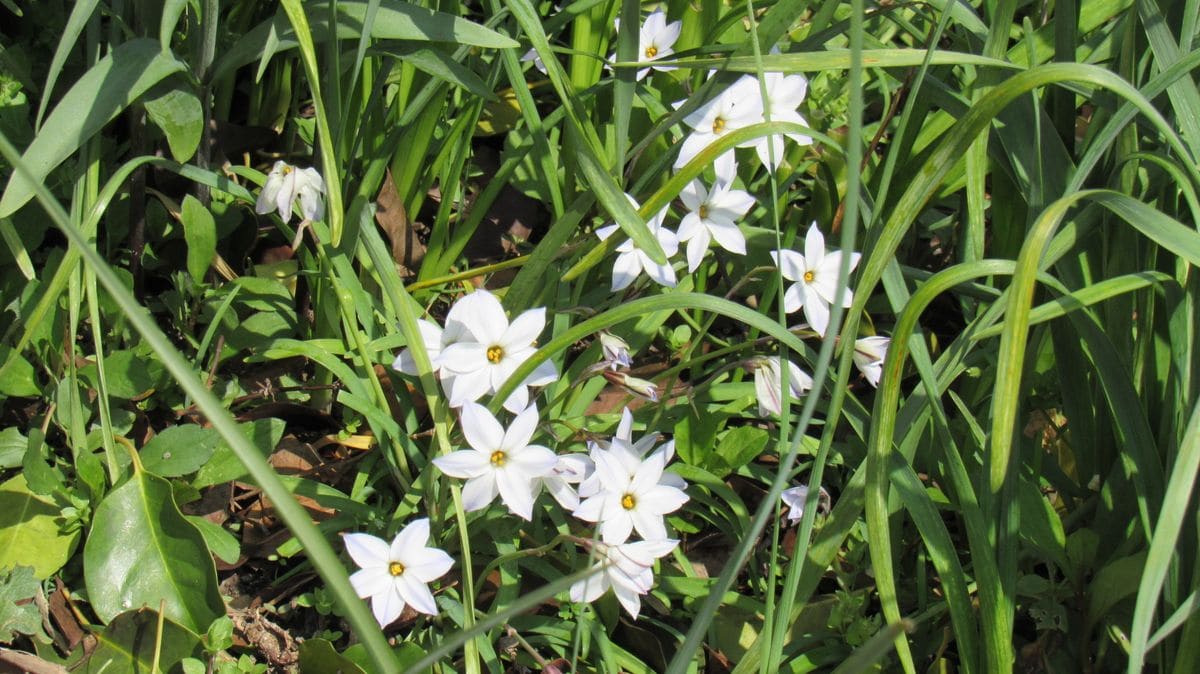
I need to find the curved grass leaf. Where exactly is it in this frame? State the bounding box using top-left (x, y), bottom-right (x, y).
top-left (0, 39), bottom-right (187, 218)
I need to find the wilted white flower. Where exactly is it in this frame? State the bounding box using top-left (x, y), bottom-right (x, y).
top-left (432, 403), bottom-right (558, 520)
top-left (599, 331), bottom-right (633, 370)
top-left (344, 519), bottom-right (453, 628)
top-left (852, 336), bottom-right (890, 387)
top-left (770, 223), bottom-right (861, 337)
top-left (435, 290), bottom-right (557, 412)
top-left (780, 484), bottom-right (831, 523)
top-left (596, 195), bottom-right (678, 291)
top-left (603, 371), bottom-right (660, 402)
top-left (256, 161), bottom-right (325, 224)
top-left (750, 356), bottom-right (814, 417)
top-left (673, 77), bottom-right (764, 170)
top-left (521, 48), bottom-right (548, 75)
top-left (676, 164), bottom-right (754, 272)
top-left (570, 538), bottom-right (678, 619)
top-left (574, 444), bottom-right (689, 544)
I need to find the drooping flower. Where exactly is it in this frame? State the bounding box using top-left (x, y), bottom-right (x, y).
top-left (344, 519), bottom-right (454, 628)
top-left (750, 356), bottom-right (814, 417)
top-left (569, 538), bottom-right (678, 619)
top-left (574, 444), bottom-right (689, 544)
top-left (780, 484), bottom-right (832, 523)
top-left (602, 371), bottom-right (660, 402)
top-left (853, 336), bottom-right (890, 388)
top-left (739, 71), bottom-right (813, 170)
top-left (770, 223), bottom-right (861, 337)
top-left (673, 76), bottom-right (764, 170)
top-left (435, 290), bottom-right (558, 412)
top-left (625, 9), bottom-right (682, 81)
top-left (256, 161), bottom-right (326, 224)
top-left (598, 331), bottom-right (634, 370)
top-left (521, 48), bottom-right (548, 75)
top-left (676, 163), bottom-right (755, 272)
top-left (595, 195), bottom-right (679, 291)
top-left (432, 403), bottom-right (558, 520)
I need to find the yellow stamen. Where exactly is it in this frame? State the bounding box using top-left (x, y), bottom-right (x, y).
top-left (490, 450), bottom-right (507, 466)
top-left (389, 561), bottom-right (405, 576)
top-left (486, 346), bottom-right (504, 363)
top-left (621, 494), bottom-right (636, 510)
top-left (712, 117), bottom-right (726, 134)
top-left (803, 270), bottom-right (815, 283)
top-left (645, 46), bottom-right (658, 58)
top-left (698, 205), bottom-right (709, 219)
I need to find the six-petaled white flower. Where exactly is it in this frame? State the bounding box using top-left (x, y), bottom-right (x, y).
top-left (673, 76), bottom-right (764, 169)
top-left (344, 519), bottom-right (454, 628)
top-left (624, 9), bottom-right (681, 81)
top-left (574, 442), bottom-right (689, 544)
top-left (751, 356), bottom-right (814, 417)
top-left (676, 163), bottom-right (755, 271)
top-left (740, 71), bottom-right (813, 170)
top-left (433, 403), bottom-right (558, 520)
top-left (570, 538), bottom-right (678, 619)
top-left (256, 161), bottom-right (326, 224)
top-left (853, 336), bottom-right (890, 388)
top-left (770, 223), bottom-right (861, 337)
top-left (435, 289), bottom-right (557, 412)
top-left (596, 195), bottom-right (679, 291)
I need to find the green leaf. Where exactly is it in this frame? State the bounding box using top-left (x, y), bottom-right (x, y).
top-left (180, 195), bottom-right (216, 282)
top-left (0, 474), bottom-right (79, 579)
top-left (192, 418), bottom-right (286, 489)
top-left (84, 469), bottom-right (225, 632)
top-left (711, 426), bottom-right (770, 477)
top-left (82, 609), bottom-right (203, 673)
top-left (144, 85), bottom-right (203, 163)
top-left (0, 345), bottom-right (39, 397)
top-left (91, 349), bottom-right (167, 400)
top-left (1086, 552), bottom-right (1147, 632)
top-left (299, 638), bottom-right (368, 674)
top-left (0, 39), bottom-right (187, 218)
top-left (0, 427), bottom-right (24, 468)
top-left (141, 425), bottom-right (222, 478)
top-left (378, 46), bottom-right (496, 100)
top-left (0, 565), bottom-right (48, 643)
top-left (214, 0), bottom-right (519, 81)
top-left (185, 516), bottom-right (240, 565)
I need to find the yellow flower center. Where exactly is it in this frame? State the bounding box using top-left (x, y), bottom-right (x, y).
top-left (698, 205), bottom-right (709, 219)
top-left (621, 493), bottom-right (636, 510)
top-left (486, 345), bottom-right (504, 363)
top-left (645, 46), bottom-right (658, 58)
top-left (389, 561), bottom-right (405, 576)
top-left (490, 450), bottom-right (507, 466)
top-left (803, 270), bottom-right (815, 283)
top-left (712, 117), bottom-right (726, 134)
top-left (281, 165), bottom-right (293, 175)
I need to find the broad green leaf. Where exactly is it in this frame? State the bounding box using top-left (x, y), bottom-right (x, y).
top-left (1086, 553), bottom-right (1147, 632)
top-left (0, 474), bottom-right (79, 579)
top-left (85, 349), bottom-right (167, 400)
top-left (1017, 479), bottom-right (1068, 571)
top-left (0, 427), bottom-right (24, 468)
top-left (82, 609), bottom-right (203, 674)
top-left (0, 566), bottom-right (47, 643)
top-left (712, 426), bottom-right (770, 477)
top-left (299, 638), bottom-right (368, 674)
top-left (144, 85), bottom-right (203, 163)
top-left (192, 418), bottom-right (286, 489)
top-left (0, 39), bottom-right (187, 218)
top-left (214, 0), bottom-right (518, 81)
top-left (84, 469), bottom-right (224, 632)
top-left (180, 195), bottom-right (216, 282)
top-left (185, 516), bottom-right (241, 565)
top-left (0, 345), bottom-right (38, 397)
top-left (141, 424), bottom-right (222, 478)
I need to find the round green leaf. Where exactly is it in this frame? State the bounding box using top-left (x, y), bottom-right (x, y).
top-left (84, 469), bottom-right (224, 632)
top-left (140, 424), bottom-right (221, 478)
top-left (143, 85), bottom-right (203, 163)
top-left (0, 474), bottom-right (79, 579)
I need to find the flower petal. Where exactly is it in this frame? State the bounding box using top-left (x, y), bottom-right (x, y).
top-left (461, 474), bottom-right (499, 512)
top-left (496, 468), bottom-right (537, 520)
top-left (344, 533), bottom-right (390, 568)
top-left (390, 518), bottom-right (430, 557)
top-left (396, 573), bottom-right (439, 616)
top-left (349, 567), bottom-right (392, 599)
top-left (370, 585), bottom-right (406, 628)
top-left (460, 402), bottom-right (505, 452)
top-left (432, 450), bottom-right (490, 479)
top-left (404, 547), bottom-right (454, 583)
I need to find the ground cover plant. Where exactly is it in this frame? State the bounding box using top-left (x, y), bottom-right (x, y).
top-left (0, 0), bottom-right (1198, 671)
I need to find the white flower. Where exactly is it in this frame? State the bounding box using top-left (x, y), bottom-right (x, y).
top-left (853, 336), bottom-right (890, 387)
top-left (780, 484), bottom-right (831, 523)
top-left (570, 538), bottom-right (678, 619)
top-left (599, 331), bottom-right (633, 370)
top-left (579, 407), bottom-right (686, 499)
top-left (751, 356), bottom-right (814, 417)
top-left (255, 161), bottom-right (326, 224)
top-left (676, 165), bottom-right (754, 272)
top-left (770, 223), bottom-right (861, 337)
top-left (435, 290), bottom-right (558, 412)
top-left (432, 403), bottom-right (558, 520)
top-left (740, 71), bottom-right (813, 170)
top-left (344, 519), bottom-right (454, 628)
top-left (539, 453), bottom-right (593, 510)
top-left (521, 48), bottom-right (548, 75)
top-left (596, 195), bottom-right (678, 291)
top-left (574, 443), bottom-right (690, 544)
top-left (673, 76), bottom-right (764, 170)
top-left (628, 9), bottom-right (681, 81)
